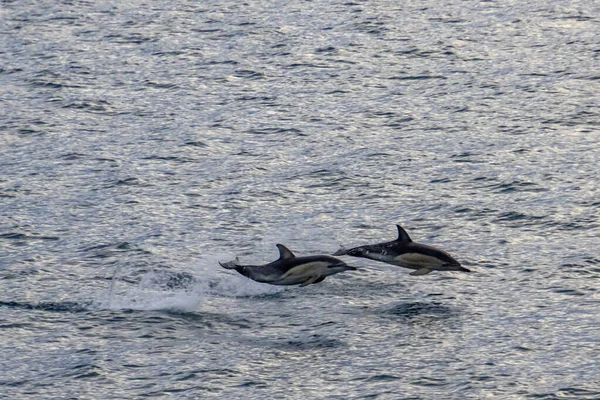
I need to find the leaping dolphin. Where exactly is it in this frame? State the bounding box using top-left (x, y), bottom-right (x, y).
top-left (333, 225), bottom-right (469, 276)
top-left (220, 244), bottom-right (357, 286)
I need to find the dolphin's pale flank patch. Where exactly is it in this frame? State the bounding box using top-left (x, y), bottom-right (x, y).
top-left (280, 262), bottom-right (329, 280)
top-left (219, 244), bottom-right (356, 286)
top-left (395, 253), bottom-right (444, 268)
top-left (334, 224), bottom-right (470, 275)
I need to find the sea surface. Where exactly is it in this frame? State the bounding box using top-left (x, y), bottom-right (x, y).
top-left (1, 0), bottom-right (600, 399)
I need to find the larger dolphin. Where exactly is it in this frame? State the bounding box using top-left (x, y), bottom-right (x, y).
top-left (334, 225), bottom-right (469, 276)
top-left (220, 244), bottom-right (356, 286)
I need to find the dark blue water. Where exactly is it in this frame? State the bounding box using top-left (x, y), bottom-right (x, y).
top-left (2, 1), bottom-right (600, 398)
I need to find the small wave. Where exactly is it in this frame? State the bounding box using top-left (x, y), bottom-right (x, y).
top-left (113, 177), bottom-right (151, 187)
top-left (233, 69), bottom-right (266, 79)
top-left (530, 387), bottom-right (600, 399)
top-left (62, 99), bottom-right (110, 112)
top-left (82, 241), bottom-right (152, 259)
top-left (363, 374), bottom-right (401, 382)
top-left (271, 333), bottom-right (344, 351)
top-left (493, 211), bottom-right (547, 226)
top-left (0, 301), bottom-right (88, 313)
top-left (28, 80), bottom-right (75, 89)
top-left (542, 219), bottom-right (599, 232)
top-left (350, 20), bottom-right (389, 35)
top-left (246, 127), bottom-right (304, 135)
top-left (487, 180), bottom-right (549, 193)
top-left (237, 380), bottom-right (267, 388)
top-left (315, 46), bottom-right (337, 54)
top-left (235, 95), bottom-right (277, 103)
top-left (549, 287), bottom-right (586, 296)
top-left (286, 62), bottom-right (332, 69)
top-left (16, 128), bottom-right (43, 136)
top-left (450, 151), bottom-right (484, 164)
top-left (103, 33), bottom-right (157, 44)
top-left (378, 301), bottom-right (453, 319)
top-left (388, 75), bottom-right (447, 80)
top-left (0, 232), bottom-right (59, 241)
top-left (203, 59), bottom-right (238, 65)
top-left (183, 140), bottom-right (209, 148)
top-left (58, 152), bottom-right (87, 160)
top-left (140, 155), bottom-right (196, 163)
top-left (98, 177), bottom-right (153, 188)
top-left (412, 376), bottom-right (449, 387)
top-left (143, 80), bottom-right (179, 90)
top-left (558, 260), bottom-right (600, 277)
top-left (0, 67), bottom-right (24, 74)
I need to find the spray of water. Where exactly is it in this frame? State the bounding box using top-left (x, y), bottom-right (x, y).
top-left (91, 252), bottom-right (282, 312)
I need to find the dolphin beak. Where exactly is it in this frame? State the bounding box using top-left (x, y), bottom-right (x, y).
top-left (329, 263), bottom-right (357, 271)
top-left (332, 249), bottom-right (347, 256)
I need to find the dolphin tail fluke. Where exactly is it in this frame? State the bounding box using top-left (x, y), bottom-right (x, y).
top-left (299, 275), bottom-right (320, 287)
top-left (219, 257), bottom-right (241, 270)
top-left (332, 247), bottom-right (347, 256)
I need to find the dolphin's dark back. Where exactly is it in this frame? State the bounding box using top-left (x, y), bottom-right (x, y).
top-left (219, 244), bottom-right (354, 286)
top-left (272, 254), bottom-right (346, 270)
top-left (333, 224), bottom-right (466, 273)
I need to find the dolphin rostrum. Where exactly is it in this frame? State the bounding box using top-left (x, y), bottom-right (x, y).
top-left (220, 244), bottom-right (357, 286)
top-left (333, 225), bottom-right (469, 276)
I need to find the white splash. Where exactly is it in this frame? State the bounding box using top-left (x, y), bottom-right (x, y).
top-left (92, 272), bottom-right (205, 312)
top-left (92, 252), bottom-right (282, 312)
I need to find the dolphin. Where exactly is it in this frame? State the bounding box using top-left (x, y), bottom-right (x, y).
top-left (333, 225), bottom-right (469, 276)
top-left (219, 244), bottom-right (357, 286)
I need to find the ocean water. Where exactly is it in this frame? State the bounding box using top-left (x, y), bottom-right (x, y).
top-left (1, 0), bottom-right (600, 398)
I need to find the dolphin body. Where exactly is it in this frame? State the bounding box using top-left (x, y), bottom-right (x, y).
top-left (334, 225), bottom-right (469, 276)
top-left (219, 244), bottom-right (357, 286)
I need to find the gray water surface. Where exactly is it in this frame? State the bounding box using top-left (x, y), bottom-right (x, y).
top-left (2, 0), bottom-right (600, 399)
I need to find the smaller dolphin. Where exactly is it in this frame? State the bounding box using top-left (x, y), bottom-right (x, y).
top-left (219, 244), bottom-right (357, 286)
top-left (333, 225), bottom-right (469, 276)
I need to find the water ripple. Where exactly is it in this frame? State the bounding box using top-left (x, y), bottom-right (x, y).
top-left (2, 0), bottom-right (600, 398)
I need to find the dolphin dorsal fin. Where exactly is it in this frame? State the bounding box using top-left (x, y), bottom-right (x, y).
top-left (396, 225), bottom-right (413, 243)
top-left (276, 244), bottom-right (296, 260)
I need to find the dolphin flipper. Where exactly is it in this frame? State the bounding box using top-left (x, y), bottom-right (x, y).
top-left (299, 275), bottom-right (320, 287)
top-left (410, 268), bottom-right (432, 276)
